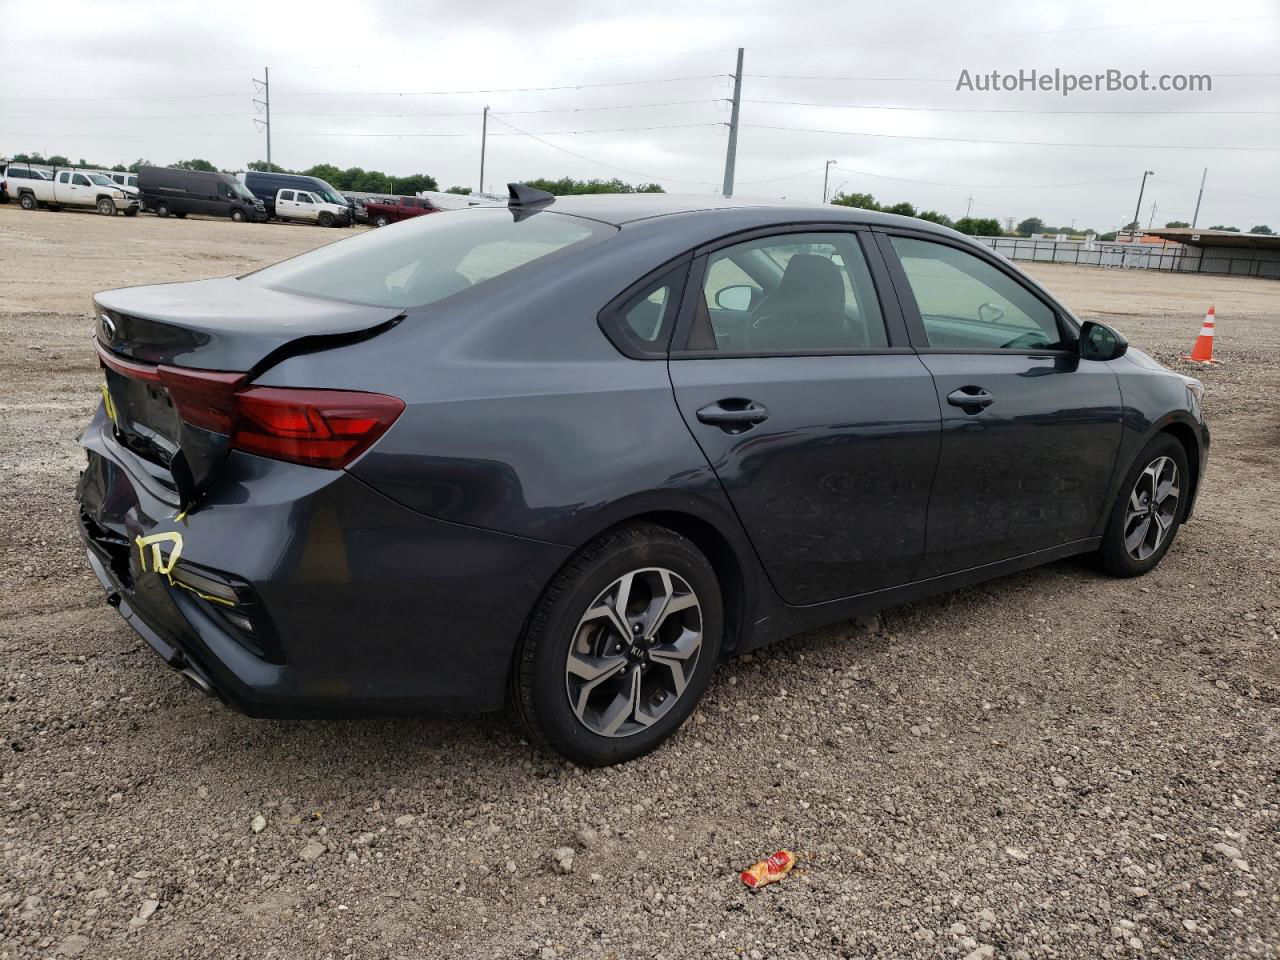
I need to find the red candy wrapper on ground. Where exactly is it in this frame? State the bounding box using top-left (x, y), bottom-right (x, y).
top-left (740, 850), bottom-right (796, 888)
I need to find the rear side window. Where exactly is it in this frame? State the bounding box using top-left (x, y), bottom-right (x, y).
top-left (244, 208), bottom-right (613, 308)
top-left (889, 236), bottom-right (1065, 351)
top-left (598, 266), bottom-right (687, 358)
top-left (280, 190), bottom-right (294, 201)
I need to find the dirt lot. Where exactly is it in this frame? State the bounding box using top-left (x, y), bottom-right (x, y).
top-left (1, 204), bottom-right (1277, 960)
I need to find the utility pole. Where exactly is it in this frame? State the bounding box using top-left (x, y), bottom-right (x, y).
top-left (965, 195), bottom-right (974, 218)
top-left (1130, 170), bottom-right (1154, 239)
top-left (252, 67), bottom-right (271, 170)
top-left (1191, 167), bottom-right (1207, 229)
top-left (822, 160), bottom-right (837, 203)
top-left (722, 48), bottom-right (744, 198)
top-left (479, 105), bottom-right (489, 196)
top-left (1148, 201), bottom-right (1158, 229)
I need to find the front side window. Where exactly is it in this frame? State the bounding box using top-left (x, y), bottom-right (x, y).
top-left (889, 236), bottom-right (1065, 351)
top-left (296, 192), bottom-right (313, 204)
top-left (72, 174), bottom-right (91, 186)
top-left (693, 232), bottom-right (888, 353)
top-left (243, 208), bottom-right (613, 309)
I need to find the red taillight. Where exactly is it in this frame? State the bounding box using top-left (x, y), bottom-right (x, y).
top-left (157, 366), bottom-right (243, 433)
top-left (230, 387), bottom-right (405, 469)
top-left (97, 343), bottom-right (403, 470)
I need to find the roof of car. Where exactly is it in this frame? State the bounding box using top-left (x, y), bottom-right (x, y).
top-left (538, 192), bottom-right (941, 232)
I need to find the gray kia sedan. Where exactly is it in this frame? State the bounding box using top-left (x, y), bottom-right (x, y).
top-left (77, 185), bottom-right (1208, 765)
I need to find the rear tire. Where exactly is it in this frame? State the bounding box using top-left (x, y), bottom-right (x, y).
top-left (155, 203), bottom-right (171, 218)
top-left (18, 193), bottom-right (37, 211)
top-left (97, 198), bottom-right (116, 216)
top-left (230, 208), bottom-right (246, 223)
top-left (511, 523), bottom-right (723, 766)
top-left (1093, 433), bottom-right (1190, 577)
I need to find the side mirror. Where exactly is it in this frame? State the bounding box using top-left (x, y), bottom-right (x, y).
top-left (1079, 320), bottom-right (1128, 361)
top-left (714, 284), bottom-right (759, 311)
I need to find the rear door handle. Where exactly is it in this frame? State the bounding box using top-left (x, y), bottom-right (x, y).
top-left (946, 386), bottom-right (995, 411)
top-left (696, 399), bottom-right (769, 433)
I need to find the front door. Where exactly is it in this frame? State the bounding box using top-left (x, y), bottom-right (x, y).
top-left (877, 232), bottom-right (1124, 576)
top-left (669, 229), bottom-right (941, 605)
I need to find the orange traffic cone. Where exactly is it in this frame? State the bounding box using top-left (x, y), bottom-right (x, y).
top-left (1181, 306), bottom-right (1222, 364)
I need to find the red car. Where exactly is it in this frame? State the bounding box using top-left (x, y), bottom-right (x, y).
top-left (365, 196), bottom-right (438, 227)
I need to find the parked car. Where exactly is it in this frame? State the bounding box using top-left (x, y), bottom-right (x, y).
top-left (138, 166), bottom-right (268, 222)
top-left (272, 188), bottom-right (352, 227)
top-left (237, 171), bottom-right (352, 221)
top-left (77, 185), bottom-right (1208, 766)
top-left (6, 164), bottom-right (139, 215)
top-left (365, 195), bottom-right (438, 227)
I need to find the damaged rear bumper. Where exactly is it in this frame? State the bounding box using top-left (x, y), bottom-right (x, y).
top-left (76, 408), bottom-right (573, 717)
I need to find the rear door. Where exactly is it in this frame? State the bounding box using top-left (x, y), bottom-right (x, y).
top-left (276, 190), bottom-right (297, 218)
top-left (876, 231), bottom-right (1123, 576)
top-left (668, 228), bottom-right (941, 605)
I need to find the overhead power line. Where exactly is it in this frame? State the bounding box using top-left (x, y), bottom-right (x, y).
top-left (744, 123), bottom-right (1280, 151)
top-left (743, 99), bottom-right (1280, 116)
top-left (275, 76), bottom-right (726, 97)
top-left (275, 122), bottom-right (723, 138)
top-left (829, 165), bottom-right (1136, 190)
top-left (0, 76), bottom-right (725, 103)
top-left (487, 113), bottom-right (721, 186)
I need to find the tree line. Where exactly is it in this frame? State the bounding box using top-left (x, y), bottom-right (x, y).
top-left (830, 192), bottom-right (1001, 237)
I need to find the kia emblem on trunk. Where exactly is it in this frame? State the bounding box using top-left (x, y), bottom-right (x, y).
top-left (100, 313), bottom-right (116, 342)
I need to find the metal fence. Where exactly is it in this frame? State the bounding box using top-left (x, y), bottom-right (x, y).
top-left (974, 236), bottom-right (1280, 280)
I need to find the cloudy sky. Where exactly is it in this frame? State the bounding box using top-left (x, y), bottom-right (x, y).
top-left (3, 0), bottom-right (1277, 231)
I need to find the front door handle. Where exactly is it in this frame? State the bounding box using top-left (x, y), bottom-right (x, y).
top-left (946, 386), bottom-right (995, 411)
top-left (696, 399), bottom-right (769, 433)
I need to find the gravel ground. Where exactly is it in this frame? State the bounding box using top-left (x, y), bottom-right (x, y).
top-left (1, 204), bottom-right (1277, 960)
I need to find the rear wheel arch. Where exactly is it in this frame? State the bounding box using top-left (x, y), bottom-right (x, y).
top-left (505, 505), bottom-right (752, 707)
top-left (625, 511), bottom-right (747, 656)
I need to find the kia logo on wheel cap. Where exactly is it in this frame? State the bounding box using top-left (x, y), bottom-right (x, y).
top-left (100, 313), bottom-right (116, 342)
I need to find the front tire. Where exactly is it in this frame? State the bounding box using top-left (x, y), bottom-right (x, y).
top-left (374, 214), bottom-right (389, 227)
top-left (318, 211), bottom-right (335, 227)
top-left (512, 524), bottom-right (723, 766)
top-left (18, 193), bottom-right (37, 211)
top-left (1093, 433), bottom-right (1190, 577)
top-left (230, 208), bottom-right (246, 223)
top-left (96, 198), bottom-right (116, 216)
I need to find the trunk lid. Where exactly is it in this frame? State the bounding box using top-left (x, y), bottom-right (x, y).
top-left (93, 277), bottom-right (402, 502)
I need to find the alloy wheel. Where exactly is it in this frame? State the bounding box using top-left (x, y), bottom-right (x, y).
top-left (564, 567), bottom-right (702, 738)
top-left (1124, 455), bottom-right (1180, 561)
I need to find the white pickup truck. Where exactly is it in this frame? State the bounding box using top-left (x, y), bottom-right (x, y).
top-left (8, 165), bottom-right (140, 216)
top-left (272, 187), bottom-right (352, 227)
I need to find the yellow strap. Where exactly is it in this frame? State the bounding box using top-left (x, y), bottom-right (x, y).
top-left (99, 383), bottom-right (118, 424)
top-left (134, 530), bottom-right (183, 575)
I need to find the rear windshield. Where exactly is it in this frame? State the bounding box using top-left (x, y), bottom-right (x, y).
top-left (242, 208), bottom-right (612, 308)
